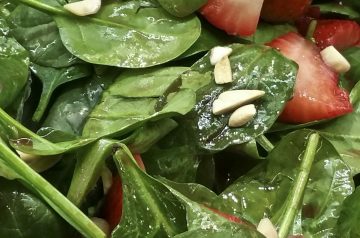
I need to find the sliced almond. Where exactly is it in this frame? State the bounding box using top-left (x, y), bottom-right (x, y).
top-left (214, 56), bottom-right (232, 84)
top-left (228, 104), bottom-right (256, 127)
top-left (16, 150), bottom-right (60, 173)
top-left (212, 90), bottom-right (265, 115)
top-left (91, 217), bottom-right (110, 236)
top-left (320, 45), bottom-right (351, 73)
top-left (101, 165), bottom-right (113, 195)
top-left (64, 0), bottom-right (101, 16)
top-left (210, 46), bottom-right (233, 65)
top-left (257, 218), bottom-right (278, 238)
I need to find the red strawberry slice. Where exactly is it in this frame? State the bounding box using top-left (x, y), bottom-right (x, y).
top-left (200, 0), bottom-right (264, 36)
top-left (267, 32), bottom-right (352, 124)
top-left (261, 0), bottom-right (312, 23)
top-left (313, 20), bottom-right (360, 50)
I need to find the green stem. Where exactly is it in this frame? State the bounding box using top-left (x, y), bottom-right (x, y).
top-left (14, 0), bottom-right (70, 16)
top-left (0, 140), bottom-right (106, 238)
top-left (306, 20), bottom-right (318, 42)
top-left (256, 134), bottom-right (274, 153)
top-left (277, 133), bottom-right (320, 238)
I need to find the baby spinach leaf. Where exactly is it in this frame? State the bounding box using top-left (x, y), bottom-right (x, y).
top-left (343, 47), bottom-right (360, 84)
top-left (0, 36), bottom-right (29, 108)
top-left (315, 3), bottom-right (360, 19)
top-left (0, 178), bottom-right (76, 238)
top-left (42, 70), bottom-right (118, 136)
top-left (0, 137), bottom-right (106, 238)
top-left (190, 44), bottom-right (297, 151)
top-left (30, 63), bottom-right (92, 121)
top-left (0, 107), bottom-right (95, 155)
top-left (242, 23), bottom-right (297, 44)
top-left (336, 186), bottom-right (360, 237)
top-left (54, 0), bottom-right (201, 68)
top-left (67, 139), bottom-right (116, 207)
top-left (160, 180), bottom-right (262, 237)
top-left (156, 0), bottom-right (207, 17)
top-left (214, 130), bottom-right (353, 237)
top-left (8, 4), bottom-right (80, 67)
top-left (112, 145), bottom-right (187, 238)
top-left (316, 80), bottom-right (360, 175)
top-left (82, 67), bottom-right (196, 138)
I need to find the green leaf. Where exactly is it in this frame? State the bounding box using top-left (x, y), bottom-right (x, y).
top-left (31, 63), bottom-right (92, 121)
top-left (316, 80), bottom-right (360, 175)
top-left (0, 178), bottom-right (76, 237)
top-left (67, 139), bottom-right (116, 207)
top-left (54, 0), bottom-right (201, 68)
top-left (215, 130), bottom-right (353, 237)
top-left (190, 44), bottom-right (297, 151)
top-left (82, 67), bottom-right (196, 138)
top-left (242, 23), bottom-right (297, 44)
top-left (343, 47), bottom-right (360, 84)
top-left (156, 0), bottom-right (207, 17)
top-left (112, 145), bottom-right (187, 238)
top-left (336, 186), bottom-right (360, 237)
top-left (0, 36), bottom-right (29, 108)
top-left (0, 138), bottom-right (106, 238)
top-left (8, 4), bottom-right (80, 67)
top-left (315, 3), bottom-right (360, 19)
top-left (42, 70), bottom-right (118, 136)
top-left (160, 180), bottom-right (263, 237)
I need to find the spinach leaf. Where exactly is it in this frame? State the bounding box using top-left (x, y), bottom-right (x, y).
top-left (0, 178), bottom-right (76, 238)
top-left (41, 70), bottom-right (118, 137)
top-left (82, 67), bottom-right (195, 138)
top-left (112, 145), bottom-right (187, 238)
top-left (156, 0), bottom-right (207, 17)
top-left (0, 107), bottom-right (95, 155)
top-left (0, 137), bottom-right (106, 238)
top-left (54, 0), bottom-right (201, 68)
top-left (30, 63), bottom-right (92, 121)
top-left (343, 47), bottom-right (360, 84)
top-left (336, 186), bottom-right (360, 237)
top-left (0, 36), bottom-right (29, 108)
top-left (242, 23), bottom-right (297, 44)
top-left (316, 80), bottom-right (360, 175)
top-left (161, 181), bottom-right (263, 238)
top-left (8, 4), bottom-right (80, 67)
top-left (190, 44), bottom-right (297, 151)
top-left (338, 0), bottom-right (360, 12)
top-left (315, 3), bottom-right (360, 19)
top-left (215, 130), bottom-right (353, 237)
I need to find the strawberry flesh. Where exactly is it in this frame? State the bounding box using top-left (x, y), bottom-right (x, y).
top-left (261, 0), bottom-right (312, 23)
top-left (200, 0), bottom-right (264, 36)
top-left (313, 20), bottom-right (360, 50)
top-left (267, 32), bottom-right (352, 124)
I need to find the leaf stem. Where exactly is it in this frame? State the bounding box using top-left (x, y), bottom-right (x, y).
top-left (0, 139), bottom-right (106, 238)
top-left (256, 134), bottom-right (274, 153)
top-left (277, 133), bottom-right (320, 238)
top-left (14, 0), bottom-right (70, 16)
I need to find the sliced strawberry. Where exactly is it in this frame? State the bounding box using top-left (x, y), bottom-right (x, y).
top-left (313, 20), bottom-right (360, 50)
top-left (267, 32), bottom-right (352, 123)
top-left (200, 0), bottom-right (264, 36)
top-left (261, 0), bottom-right (312, 23)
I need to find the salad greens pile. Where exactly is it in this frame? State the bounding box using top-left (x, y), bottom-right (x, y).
top-left (1, 0), bottom-right (360, 237)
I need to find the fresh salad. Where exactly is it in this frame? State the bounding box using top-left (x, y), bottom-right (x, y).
top-left (1, 0), bottom-right (360, 237)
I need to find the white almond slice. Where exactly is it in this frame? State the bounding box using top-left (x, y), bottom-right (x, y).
top-left (214, 56), bottom-right (232, 84)
top-left (228, 104), bottom-right (256, 127)
top-left (212, 90), bottom-right (265, 115)
top-left (64, 0), bottom-right (101, 16)
top-left (91, 217), bottom-right (111, 236)
top-left (320, 45), bottom-right (351, 73)
top-left (101, 165), bottom-right (113, 195)
top-left (257, 218), bottom-right (278, 238)
top-left (210, 46), bottom-right (233, 65)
